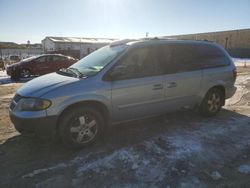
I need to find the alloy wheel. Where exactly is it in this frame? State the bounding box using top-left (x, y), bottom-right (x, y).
top-left (207, 93), bottom-right (221, 113)
top-left (69, 115), bottom-right (98, 144)
top-left (20, 69), bottom-right (31, 78)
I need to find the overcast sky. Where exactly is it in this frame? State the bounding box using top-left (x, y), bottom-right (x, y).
top-left (0, 0), bottom-right (250, 44)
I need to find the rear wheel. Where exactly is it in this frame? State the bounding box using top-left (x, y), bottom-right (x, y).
top-left (59, 106), bottom-right (104, 149)
top-left (200, 88), bottom-right (224, 117)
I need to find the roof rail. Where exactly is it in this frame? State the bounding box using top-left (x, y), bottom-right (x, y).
top-left (110, 39), bottom-right (136, 47)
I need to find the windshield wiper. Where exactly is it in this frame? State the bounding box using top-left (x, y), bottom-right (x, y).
top-left (85, 66), bottom-right (98, 70)
top-left (57, 68), bottom-right (78, 78)
top-left (67, 67), bottom-right (83, 78)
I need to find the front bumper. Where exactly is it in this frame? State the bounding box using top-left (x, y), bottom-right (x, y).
top-left (9, 111), bottom-right (58, 140)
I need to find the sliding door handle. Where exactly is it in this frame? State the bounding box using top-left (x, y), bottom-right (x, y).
top-left (167, 82), bottom-right (177, 88)
top-left (153, 84), bottom-right (163, 90)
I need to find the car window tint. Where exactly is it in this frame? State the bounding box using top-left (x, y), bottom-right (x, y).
top-left (114, 46), bottom-right (160, 80)
top-left (195, 44), bottom-right (230, 68)
top-left (168, 44), bottom-right (201, 73)
top-left (165, 43), bottom-right (230, 74)
top-left (60, 56), bottom-right (67, 61)
top-left (53, 56), bottom-right (61, 61)
top-left (157, 44), bottom-right (172, 74)
top-left (36, 56), bottom-right (46, 63)
top-left (47, 56), bottom-right (54, 62)
top-left (47, 56), bottom-right (66, 62)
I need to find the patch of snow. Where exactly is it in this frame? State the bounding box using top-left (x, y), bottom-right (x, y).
top-left (233, 58), bottom-right (250, 67)
top-left (210, 171), bottom-right (222, 180)
top-left (22, 163), bottom-right (67, 178)
top-left (238, 164), bottom-right (250, 174)
top-left (166, 134), bottom-right (202, 160)
top-left (76, 149), bottom-right (133, 174)
top-left (178, 176), bottom-right (206, 188)
top-left (0, 73), bottom-right (11, 84)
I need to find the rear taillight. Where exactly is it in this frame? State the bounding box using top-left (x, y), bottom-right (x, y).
top-left (233, 68), bottom-right (237, 78)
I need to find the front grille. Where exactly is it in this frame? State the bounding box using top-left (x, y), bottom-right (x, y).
top-left (13, 94), bottom-right (22, 103)
top-left (10, 94), bottom-right (22, 111)
top-left (10, 102), bottom-right (16, 110)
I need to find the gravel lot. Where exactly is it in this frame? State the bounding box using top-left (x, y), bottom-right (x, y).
top-left (0, 66), bottom-right (250, 188)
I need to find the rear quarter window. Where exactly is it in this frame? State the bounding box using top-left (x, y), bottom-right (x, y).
top-left (194, 44), bottom-right (231, 68)
top-left (162, 43), bottom-right (231, 74)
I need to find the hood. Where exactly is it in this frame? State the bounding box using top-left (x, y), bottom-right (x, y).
top-left (17, 73), bottom-right (79, 97)
top-left (7, 57), bottom-right (37, 67)
top-left (7, 61), bottom-right (21, 67)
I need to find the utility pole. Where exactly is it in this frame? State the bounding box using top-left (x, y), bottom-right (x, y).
top-left (225, 37), bottom-right (228, 49)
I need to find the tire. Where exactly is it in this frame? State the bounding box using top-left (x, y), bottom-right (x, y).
top-left (59, 106), bottom-right (105, 149)
top-left (20, 69), bottom-right (31, 78)
top-left (10, 71), bottom-right (20, 81)
top-left (200, 88), bottom-right (224, 117)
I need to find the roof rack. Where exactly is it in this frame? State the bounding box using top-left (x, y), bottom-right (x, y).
top-left (110, 39), bottom-right (136, 47)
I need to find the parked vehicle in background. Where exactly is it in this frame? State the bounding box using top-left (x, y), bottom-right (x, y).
top-left (0, 58), bottom-right (5, 70)
top-left (9, 39), bottom-right (237, 148)
top-left (6, 54), bottom-right (77, 80)
top-left (7, 55), bottom-right (21, 65)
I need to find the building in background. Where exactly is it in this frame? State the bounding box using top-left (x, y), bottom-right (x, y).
top-left (42, 37), bottom-right (116, 59)
top-left (165, 28), bottom-right (250, 58)
top-left (0, 42), bottom-right (43, 59)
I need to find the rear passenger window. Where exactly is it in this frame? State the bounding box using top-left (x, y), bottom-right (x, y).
top-left (162, 43), bottom-right (230, 74)
top-left (196, 44), bottom-right (230, 68)
top-left (59, 56), bottom-right (68, 61)
top-left (53, 56), bottom-right (61, 61)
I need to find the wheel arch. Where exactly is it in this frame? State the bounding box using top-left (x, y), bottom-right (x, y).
top-left (20, 66), bottom-right (32, 75)
top-left (202, 85), bottom-right (226, 106)
top-left (56, 100), bottom-right (110, 130)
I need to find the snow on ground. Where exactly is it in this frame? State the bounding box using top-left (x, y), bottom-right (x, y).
top-left (0, 70), bottom-right (11, 84)
top-left (0, 70), bottom-right (34, 85)
top-left (238, 164), bottom-right (250, 174)
top-left (233, 58), bottom-right (250, 67)
top-left (21, 114), bottom-right (250, 187)
top-left (226, 73), bottom-right (250, 106)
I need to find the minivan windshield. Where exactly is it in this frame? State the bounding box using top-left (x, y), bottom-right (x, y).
top-left (70, 45), bottom-right (127, 77)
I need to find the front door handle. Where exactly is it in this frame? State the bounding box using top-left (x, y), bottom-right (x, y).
top-left (153, 84), bottom-right (163, 90)
top-left (167, 82), bottom-right (177, 88)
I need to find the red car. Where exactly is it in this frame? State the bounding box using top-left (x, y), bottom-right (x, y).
top-left (6, 54), bottom-right (77, 80)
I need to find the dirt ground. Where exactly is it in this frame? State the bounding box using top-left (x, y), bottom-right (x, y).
top-left (0, 67), bottom-right (250, 188)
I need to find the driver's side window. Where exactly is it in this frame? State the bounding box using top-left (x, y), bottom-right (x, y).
top-left (111, 46), bottom-right (159, 80)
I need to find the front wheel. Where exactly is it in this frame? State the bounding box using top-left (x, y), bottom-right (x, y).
top-left (200, 88), bottom-right (224, 117)
top-left (20, 69), bottom-right (31, 78)
top-left (10, 70), bottom-right (20, 81)
top-left (59, 107), bottom-right (105, 149)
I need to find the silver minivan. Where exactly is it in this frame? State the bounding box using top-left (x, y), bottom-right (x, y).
top-left (9, 39), bottom-right (237, 148)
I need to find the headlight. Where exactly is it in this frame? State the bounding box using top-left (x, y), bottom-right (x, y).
top-left (16, 98), bottom-right (51, 111)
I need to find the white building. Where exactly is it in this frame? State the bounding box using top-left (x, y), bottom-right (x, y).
top-left (0, 48), bottom-right (43, 59)
top-left (42, 36), bottom-right (116, 58)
